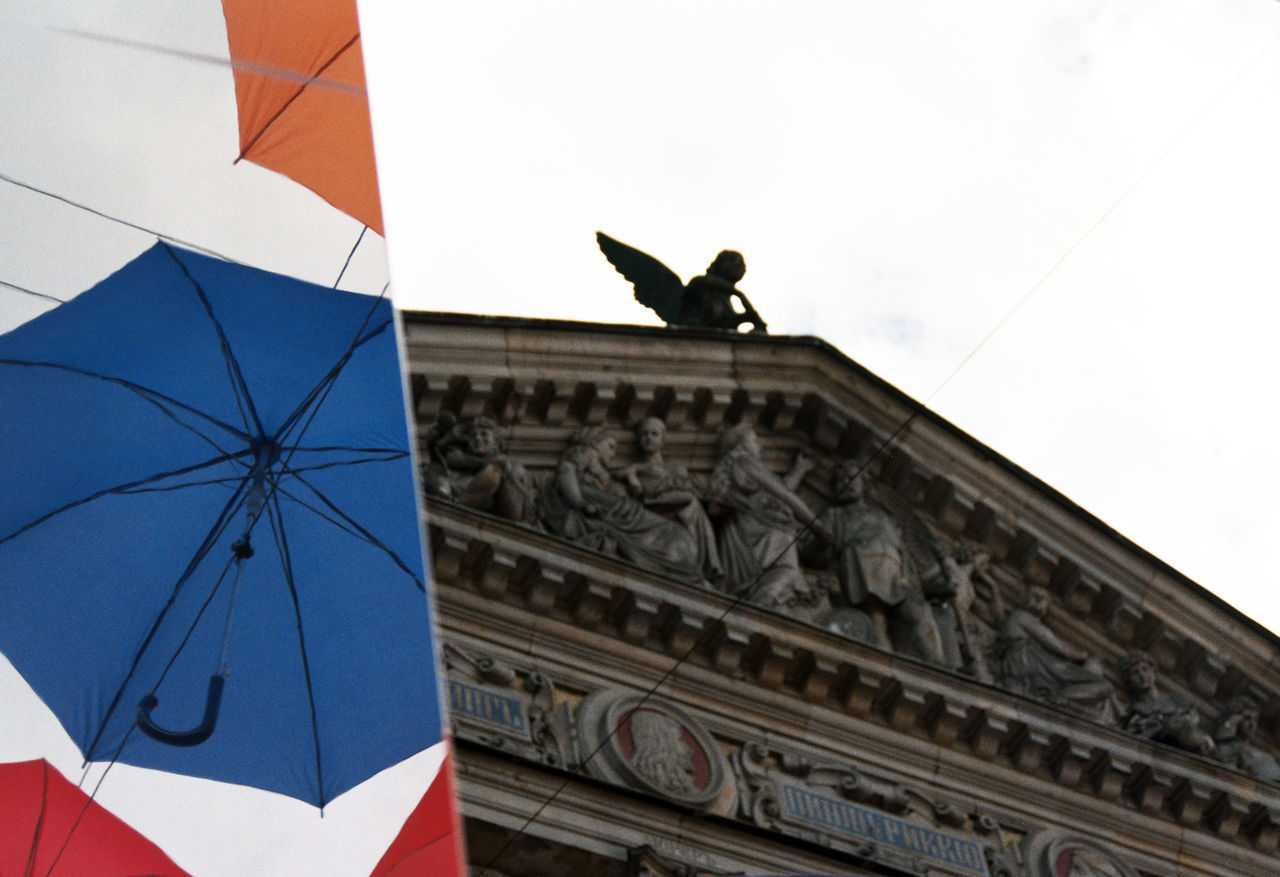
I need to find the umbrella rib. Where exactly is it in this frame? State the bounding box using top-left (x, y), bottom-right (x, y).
top-left (236, 33), bottom-right (361, 163)
top-left (24, 760), bottom-right (50, 877)
top-left (83, 478), bottom-right (252, 762)
top-left (160, 243), bottom-right (264, 437)
top-left (0, 450), bottom-right (246, 547)
top-left (0, 358), bottom-right (248, 447)
top-left (265, 492), bottom-right (327, 808)
top-left (277, 448), bottom-right (408, 476)
top-left (274, 313), bottom-right (392, 446)
top-left (285, 466), bottom-right (425, 591)
top-left (270, 479), bottom-right (396, 560)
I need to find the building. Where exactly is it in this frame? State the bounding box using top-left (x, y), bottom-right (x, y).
top-left (406, 312), bottom-right (1280, 877)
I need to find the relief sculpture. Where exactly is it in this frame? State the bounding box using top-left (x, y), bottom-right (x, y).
top-left (625, 417), bottom-right (723, 584)
top-left (539, 426), bottom-right (704, 585)
top-left (706, 424), bottom-right (827, 610)
top-left (807, 460), bottom-right (946, 665)
top-left (1117, 651), bottom-right (1215, 755)
top-left (423, 413), bottom-right (536, 522)
top-left (993, 586), bottom-right (1113, 719)
top-left (1213, 695), bottom-right (1280, 783)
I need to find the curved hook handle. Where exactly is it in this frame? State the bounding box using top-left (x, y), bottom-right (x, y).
top-left (137, 674), bottom-right (225, 747)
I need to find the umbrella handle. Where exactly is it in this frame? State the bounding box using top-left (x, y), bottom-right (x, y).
top-left (136, 674), bottom-right (226, 747)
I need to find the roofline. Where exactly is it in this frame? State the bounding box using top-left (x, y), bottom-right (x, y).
top-left (401, 309), bottom-right (1278, 645)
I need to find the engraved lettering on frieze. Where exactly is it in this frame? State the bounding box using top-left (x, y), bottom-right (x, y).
top-left (777, 779), bottom-right (989, 876)
top-left (449, 679), bottom-right (528, 733)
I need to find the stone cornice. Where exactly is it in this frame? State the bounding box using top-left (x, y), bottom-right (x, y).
top-left (428, 499), bottom-right (1280, 866)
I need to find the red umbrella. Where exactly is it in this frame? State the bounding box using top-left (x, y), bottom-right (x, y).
top-left (221, 0), bottom-right (383, 233)
top-left (0, 759), bottom-right (190, 877)
top-left (369, 746), bottom-right (466, 876)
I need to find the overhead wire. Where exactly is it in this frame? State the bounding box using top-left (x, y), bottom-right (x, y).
top-left (0, 279), bottom-right (64, 304)
top-left (476, 28), bottom-right (1280, 875)
top-left (0, 171), bottom-right (243, 265)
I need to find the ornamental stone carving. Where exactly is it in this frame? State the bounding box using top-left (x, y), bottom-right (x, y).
top-left (993, 586), bottom-right (1113, 719)
top-left (706, 425), bottom-right (823, 609)
top-left (539, 427), bottom-right (704, 585)
top-left (733, 741), bottom-right (997, 877)
top-left (1021, 829), bottom-right (1138, 877)
top-left (1117, 651), bottom-right (1215, 756)
top-left (807, 459), bottom-right (946, 665)
top-left (423, 413), bottom-right (536, 523)
top-left (575, 689), bottom-right (733, 812)
top-left (625, 417), bottom-right (723, 584)
top-left (1214, 695), bottom-right (1280, 783)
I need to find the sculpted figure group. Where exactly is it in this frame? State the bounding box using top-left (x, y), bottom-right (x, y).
top-left (425, 414), bottom-right (1280, 782)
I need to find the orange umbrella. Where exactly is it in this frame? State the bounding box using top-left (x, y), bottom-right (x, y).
top-left (0, 759), bottom-right (191, 877)
top-left (221, 0), bottom-right (383, 233)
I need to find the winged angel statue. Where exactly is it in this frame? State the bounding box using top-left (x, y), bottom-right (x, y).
top-left (596, 232), bottom-right (767, 332)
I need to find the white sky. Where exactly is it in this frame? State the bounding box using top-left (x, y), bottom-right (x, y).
top-left (4, 1), bottom-right (1280, 873)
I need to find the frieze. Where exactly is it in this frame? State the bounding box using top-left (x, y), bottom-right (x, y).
top-left (733, 740), bottom-right (1010, 877)
top-left (422, 408), bottom-right (1280, 788)
top-left (443, 644), bottom-right (571, 768)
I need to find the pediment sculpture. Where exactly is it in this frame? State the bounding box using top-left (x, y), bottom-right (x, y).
top-left (993, 585), bottom-right (1114, 721)
top-left (1117, 651), bottom-right (1215, 756)
top-left (422, 412), bottom-right (536, 523)
top-left (538, 426), bottom-right (704, 586)
top-left (423, 415), bottom-right (1280, 774)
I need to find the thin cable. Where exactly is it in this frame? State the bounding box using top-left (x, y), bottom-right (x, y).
top-left (479, 32), bottom-right (1280, 872)
top-left (0, 172), bottom-right (243, 263)
top-left (925, 29), bottom-right (1280, 408)
top-left (334, 226), bottom-right (368, 288)
top-left (0, 279), bottom-right (64, 304)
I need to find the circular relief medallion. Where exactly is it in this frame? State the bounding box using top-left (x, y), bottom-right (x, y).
top-left (575, 690), bottom-right (727, 807)
top-left (1022, 829), bottom-right (1138, 877)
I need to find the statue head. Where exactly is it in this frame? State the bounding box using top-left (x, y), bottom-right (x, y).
top-left (707, 250), bottom-right (745, 284)
top-left (1118, 652), bottom-right (1157, 694)
top-left (720, 422), bottom-right (760, 457)
top-left (1221, 695), bottom-right (1261, 740)
top-left (636, 417), bottom-right (667, 456)
top-left (831, 459), bottom-right (866, 502)
top-left (575, 425), bottom-right (617, 463)
top-left (464, 415), bottom-right (501, 457)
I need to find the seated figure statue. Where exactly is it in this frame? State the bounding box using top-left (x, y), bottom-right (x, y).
top-left (1214, 696), bottom-right (1280, 783)
top-left (623, 417), bottom-right (722, 584)
top-left (1118, 651), bottom-right (1214, 755)
top-left (539, 426), bottom-right (703, 586)
top-left (993, 586), bottom-right (1112, 716)
top-left (423, 413), bottom-right (535, 523)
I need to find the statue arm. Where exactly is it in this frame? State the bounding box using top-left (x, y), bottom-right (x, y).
top-left (555, 461), bottom-right (594, 513)
top-left (1025, 614), bottom-right (1089, 662)
top-left (746, 455), bottom-right (822, 529)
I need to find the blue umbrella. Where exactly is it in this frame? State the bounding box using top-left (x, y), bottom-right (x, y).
top-left (0, 243), bottom-right (441, 808)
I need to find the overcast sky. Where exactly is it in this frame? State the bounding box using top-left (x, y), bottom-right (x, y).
top-left (5, 1), bottom-right (1280, 873)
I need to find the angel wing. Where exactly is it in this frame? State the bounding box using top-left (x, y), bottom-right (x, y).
top-left (596, 231), bottom-right (686, 324)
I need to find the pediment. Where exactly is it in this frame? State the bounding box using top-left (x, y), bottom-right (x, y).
top-left (407, 312), bottom-right (1280, 860)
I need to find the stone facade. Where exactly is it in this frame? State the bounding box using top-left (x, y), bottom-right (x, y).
top-left (406, 313), bottom-right (1280, 877)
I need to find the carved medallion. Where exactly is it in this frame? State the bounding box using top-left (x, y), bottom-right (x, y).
top-left (1022, 829), bottom-right (1138, 877)
top-left (576, 690), bottom-right (731, 809)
